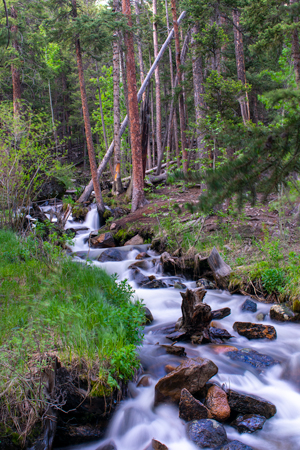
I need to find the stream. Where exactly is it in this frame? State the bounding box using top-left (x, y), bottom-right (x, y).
top-left (53, 205), bottom-right (300, 450)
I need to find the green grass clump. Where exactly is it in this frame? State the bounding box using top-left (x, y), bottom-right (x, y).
top-left (0, 229), bottom-right (144, 446)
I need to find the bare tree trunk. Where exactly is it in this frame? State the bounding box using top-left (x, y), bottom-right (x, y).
top-left (150, 76), bottom-right (156, 167)
top-left (232, 9), bottom-right (250, 125)
top-left (153, 0), bottom-right (162, 175)
top-left (122, 0), bottom-right (146, 212)
top-left (171, 0), bottom-right (188, 173)
top-left (134, 0), bottom-right (145, 92)
top-left (111, 0), bottom-right (123, 195)
top-left (72, 0), bottom-right (104, 215)
top-left (191, 24), bottom-right (206, 167)
top-left (290, 0), bottom-right (300, 87)
top-left (10, 6), bottom-right (21, 117)
top-left (77, 11), bottom-right (187, 203)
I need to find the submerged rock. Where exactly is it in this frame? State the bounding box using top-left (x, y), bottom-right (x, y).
top-left (154, 357), bottom-right (218, 405)
top-left (98, 248), bottom-right (124, 262)
top-left (179, 388), bottom-right (210, 421)
top-left (218, 441), bottom-right (254, 450)
top-left (205, 385), bottom-right (230, 422)
top-left (231, 414), bottom-right (266, 433)
top-left (226, 348), bottom-right (280, 371)
top-left (187, 419), bottom-right (228, 448)
top-left (124, 234), bottom-right (144, 246)
top-left (241, 299), bottom-right (257, 313)
top-left (233, 322), bottom-right (277, 340)
top-left (270, 305), bottom-right (295, 322)
top-left (226, 389), bottom-right (276, 418)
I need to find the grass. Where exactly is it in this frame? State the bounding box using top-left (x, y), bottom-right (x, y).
top-left (0, 229), bottom-right (144, 446)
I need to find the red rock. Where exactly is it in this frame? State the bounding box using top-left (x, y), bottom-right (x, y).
top-left (205, 385), bottom-right (230, 422)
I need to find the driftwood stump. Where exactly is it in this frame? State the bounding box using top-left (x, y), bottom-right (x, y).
top-left (180, 288), bottom-right (212, 335)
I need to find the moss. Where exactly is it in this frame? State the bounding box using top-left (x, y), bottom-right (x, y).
top-left (72, 205), bottom-right (89, 220)
top-left (103, 209), bottom-right (112, 220)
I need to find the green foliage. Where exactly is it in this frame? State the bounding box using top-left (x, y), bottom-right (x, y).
top-left (261, 267), bottom-right (285, 293)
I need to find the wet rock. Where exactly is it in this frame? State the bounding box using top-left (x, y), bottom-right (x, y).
top-left (226, 389), bottom-right (276, 418)
top-left (218, 441), bottom-right (254, 450)
top-left (211, 308), bottom-right (231, 320)
top-left (124, 234), bottom-right (144, 246)
top-left (142, 307), bottom-right (154, 324)
top-left (256, 313), bottom-right (265, 321)
top-left (174, 281), bottom-right (187, 289)
top-left (270, 304), bottom-right (294, 322)
top-left (226, 348), bottom-right (280, 371)
top-left (142, 279), bottom-right (168, 289)
top-left (241, 299), bottom-right (257, 313)
top-left (129, 260), bottom-right (152, 270)
top-left (231, 414), bottom-right (266, 433)
top-left (165, 364), bottom-right (177, 374)
top-left (179, 388), bottom-right (210, 421)
top-left (98, 248), bottom-right (124, 262)
top-left (196, 278), bottom-right (217, 290)
top-left (205, 385), bottom-right (230, 422)
top-left (129, 268), bottom-right (150, 286)
top-left (90, 232), bottom-right (115, 249)
top-left (187, 419), bottom-right (228, 448)
top-left (161, 344), bottom-right (186, 356)
top-left (137, 375), bottom-right (152, 387)
top-left (154, 357), bottom-right (218, 405)
top-left (95, 440), bottom-right (117, 450)
top-left (208, 327), bottom-right (232, 344)
top-left (233, 322), bottom-right (277, 340)
top-left (152, 439), bottom-right (168, 450)
top-left (212, 345), bottom-right (238, 355)
top-left (136, 252), bottom-right (150, 260)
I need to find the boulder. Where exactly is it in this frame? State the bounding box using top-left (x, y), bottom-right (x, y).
top-left (165, 364), bottom-right (177, 374)
top-left (142, 306), bottom-right (154, 324)
top-left (142, 279), bottom-right (168, 289)
top-left (136, 252), bottom-right (150, 260)
top-left (124, 234), bottom-right (144, 246)
top-left (179, 388), bottom-right (210, 422)
top-left (187, 419), bottom-right (228, 448)
top-left (241, 299), bottom-right (257, 313)
top-left (152, 439), bottom-right (168, 450)
top-left (231, 414), bottom-right (266, 433)
top-left (270, 304), bottom-right (294, 322)
top-left (98, 248), bottom-right (124, 262)
top-left (218, 441), bottom-right (254, 450)
top-left (90, 232), bottom-right (115, 249)
top-left (154, 357), bottom-right (218, 405)
top-left (226, 389), bottom-right (276, 418)
top-left (161, 344), bottom-right (186, 357)
top-left (196, 278), bottom-right (217, 290)
top-left (226, 348), bottom-right (280, 371)
top-left (233, 322), bottom-right (276, 340)
top-left (205, 385), bottom-right (230, 422)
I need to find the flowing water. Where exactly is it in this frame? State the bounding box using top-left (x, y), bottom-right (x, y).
top-left (57, 205), bottom-right (300, 450)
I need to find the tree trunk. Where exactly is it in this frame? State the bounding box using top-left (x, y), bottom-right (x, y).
top-left (153, 0), bottom-right (162, 175)
top-left (72, 0), bottom-right (104, 216)
top-left (232, 9), bottom-right (250, 125)
top-left (10, 6), bottom-right (21, 117)
top-left (77, 11), bottom-right (187, 204)
top-left (191, 24), bottom-right (206, 167)
top-left (112, 0), bottom-right (123, 195)
top-left (122, 0), bottom-right (146, 212)
top-left (171, 0), bottom-right (188, 173)
top-left (134, 0), bottom-right (145, 91)
top-left (290, 0), bottom-right (300, 87)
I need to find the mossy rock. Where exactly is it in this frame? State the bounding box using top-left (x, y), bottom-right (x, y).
top-left (72, 205), bottom-right (89, 221)
top-left (113, 225), bottom-right (154, 246)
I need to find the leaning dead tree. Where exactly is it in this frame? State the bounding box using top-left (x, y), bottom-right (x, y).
top-left (78, 10), bottom-right (187, 204)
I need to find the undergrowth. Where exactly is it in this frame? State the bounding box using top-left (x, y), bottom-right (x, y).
top-left (0, 230), bottom-right (144, 447)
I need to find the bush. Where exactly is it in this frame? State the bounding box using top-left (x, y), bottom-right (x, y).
top-left (261, 267), bottom-right (285, 293)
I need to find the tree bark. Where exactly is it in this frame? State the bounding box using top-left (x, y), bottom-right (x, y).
top-left (10, 6), bottom-right (21, 117)
top-left (153, 0), bottom-right (162, 174)
top-left (290, 0), bottom-right (300, 87)
top-left (77, 11), bottom-right (187, 204)
top-left (191, 24), bottom-right (206, 167)
top-left (122, 0), bottom-right (146, 212)
top-left (171, 0), bottom-right (188, 173)
top-left (134, 0), bottom-right (145, 91)
top-left (232, 9), bottom-right (250, 125)
top-left (72, 0), bottom-right (104, 216)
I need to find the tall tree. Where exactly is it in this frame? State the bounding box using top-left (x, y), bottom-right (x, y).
top-left (153, 0), bottom-right (162, 173)
top-left (290, 0), bottom-right (300, 87)
top-left (122, 0), bottom-right (146, 211)
top-left (72, 0), bottom-right (104, 216)
top-left (171, 0), bottom-right (188, 173)
top-left (232, 8), bottom-right (250, 124)
top-left (10, 6), bottom-right (21, 117)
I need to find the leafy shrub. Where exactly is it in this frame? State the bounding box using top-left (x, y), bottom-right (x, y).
top-left (261, 267), bottom-right (285, 293)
